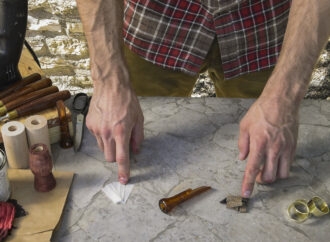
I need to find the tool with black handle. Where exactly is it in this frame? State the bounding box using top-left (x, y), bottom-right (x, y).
top-left (0, 86), bottom-right (59, 116)
top-left (0, 78), bottom-right (52, 107)
top-left (0, 73), bottom-right (41, 99)
top-left (0, 90), bottom-right (71, 122)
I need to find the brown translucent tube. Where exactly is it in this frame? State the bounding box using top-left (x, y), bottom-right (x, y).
top-left (56, 100), bottom-right (73, 149)
top-left (159, 186), bottom-right (211, 214)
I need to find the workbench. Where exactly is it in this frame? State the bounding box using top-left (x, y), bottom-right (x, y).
top-left (50, 97), bottom-right (330, 241)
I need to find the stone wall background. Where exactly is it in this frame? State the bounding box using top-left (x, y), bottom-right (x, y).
top-left (26, 0), bottom-right (93, 94)
top-left (26, 0), bottom-right (329, 98)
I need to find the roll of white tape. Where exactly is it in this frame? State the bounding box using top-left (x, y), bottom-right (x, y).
top-left (24, 115), bottom-right (51, 153)
top-left (1, 121), bottom-right (29, 168)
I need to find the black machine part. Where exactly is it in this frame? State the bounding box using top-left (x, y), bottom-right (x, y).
top-left (0, 0), bottom-right (28, 90)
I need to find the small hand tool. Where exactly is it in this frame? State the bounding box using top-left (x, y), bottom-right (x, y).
top-left (72, 93), bottom-right (91, 152)
top-left (0, 86), bottom-right (59, 116)
top-left (0, 77), bottom-right (52, 107)
top-left (56, 100), bottom-right (73, 149)
top-left (0, 73), bottom-right (41, 100)
top-left (159, 186), bottom-right (211, 214)
top-left (0, 90), bottom-right (71, 122)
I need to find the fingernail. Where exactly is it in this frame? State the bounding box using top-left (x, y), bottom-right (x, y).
top-left (243, 190), bottom-right (251, 198)
top-left (119, 176), bottom-right (128, 184)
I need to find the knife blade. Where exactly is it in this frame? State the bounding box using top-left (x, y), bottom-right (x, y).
top-left (74, 113), bottom-right (85, 152)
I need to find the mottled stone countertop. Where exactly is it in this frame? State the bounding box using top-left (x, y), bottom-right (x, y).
top-left (52, 97), bottom-right (330, 242)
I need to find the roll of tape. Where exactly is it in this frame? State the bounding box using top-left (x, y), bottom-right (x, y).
top-left (288, 199), bottom-right (310, 223)
top-left (1, 121), bottom-right (29, 168)
top-left (307, 196), bottom-right (329, 217)
top-left (24, 115), bottom-right (51, 154)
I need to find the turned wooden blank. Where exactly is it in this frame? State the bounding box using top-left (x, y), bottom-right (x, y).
top-left (29, 143), bottom-right (56, 192)
top-left (1, 121), bottom-right (29, 168)
top-left (25, 115), bottom-right (51, 153)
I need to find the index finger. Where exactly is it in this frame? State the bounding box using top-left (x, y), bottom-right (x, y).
top-left (115, 129), bottom-right (131, 184)
top-left (241, 143), bottom-right (265, 198)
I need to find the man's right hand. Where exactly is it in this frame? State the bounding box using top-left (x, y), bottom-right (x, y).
top-left (86, 62), bottom-right (144, 184)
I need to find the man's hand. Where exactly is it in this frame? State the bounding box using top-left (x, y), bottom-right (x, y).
top-left (239, 96), bottom-right (298, 197)
top-left (238, 0), bottom-right (330, 198)
top-left (76, 0), bottom-right (144, 184)
top-left (86, 63), bottom-right (144, 184)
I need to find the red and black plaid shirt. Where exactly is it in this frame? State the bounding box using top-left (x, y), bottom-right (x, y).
top-left (123, 0), bottom-right (291, 79)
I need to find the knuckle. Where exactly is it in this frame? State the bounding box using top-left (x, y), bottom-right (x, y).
top-left (86, 120), bottom-right (93, 131)
top-left (247, 166), bottom-right (259, 177)
top-left (100, 127), bottom-right (112, 139)
top-left (239, 120), bottom-right (247, 131)
top-left (254, 140), bottom-right (266, 151)
top-left (114, 124), bottom-right (126, 137)
top-left (238, 138), bottom-right (244, 148)
top-left (272, 142), bottom-right (283, 154)
top-left (116, 155), bottom-right (127, 164)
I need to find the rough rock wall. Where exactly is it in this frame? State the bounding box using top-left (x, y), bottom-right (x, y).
top-left (26, 0), bottom-right (93, 94)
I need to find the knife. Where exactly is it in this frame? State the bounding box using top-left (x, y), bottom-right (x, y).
top-left (72, 93), bottom-right (91, 152)
top-left (74, 113), bottom-right (84, 152)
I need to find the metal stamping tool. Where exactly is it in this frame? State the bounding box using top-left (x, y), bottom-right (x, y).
top-left (307, 196), bottom-right (329, 217)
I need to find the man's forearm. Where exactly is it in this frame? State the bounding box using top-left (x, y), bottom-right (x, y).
top-left (262, 0), bottom-right (330, 104)
top-left (76, 0), bottom-right (127, 84)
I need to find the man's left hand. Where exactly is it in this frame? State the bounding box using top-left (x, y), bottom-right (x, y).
top-left (238, 95), bottom-right (299, 198)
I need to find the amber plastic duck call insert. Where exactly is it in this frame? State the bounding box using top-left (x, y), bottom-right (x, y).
top-left (159, 186), bottom-right (211, 214)
top-left (56, 100), bottom-right (73, 149)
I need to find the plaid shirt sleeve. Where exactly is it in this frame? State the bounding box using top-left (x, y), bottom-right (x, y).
top-left (123, 0), bottom-right (291, 79)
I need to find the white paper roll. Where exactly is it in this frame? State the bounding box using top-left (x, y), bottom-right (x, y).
top-left (1, 121), bottom-right (29, 168)
top-left (24, 115), bottom-right (51, 154)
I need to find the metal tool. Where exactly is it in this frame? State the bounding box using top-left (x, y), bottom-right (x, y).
top-left (159, 186), bottom-right (211, 214)
top-left (0, 90), bottom-right (71, 122)
top-left (72, 93), bottom-right (91, 152)
top-left (0, 86), bottom-right (58, 116)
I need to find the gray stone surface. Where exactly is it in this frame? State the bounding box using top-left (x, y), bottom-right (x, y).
top-left (52, 97), bottom-right (330, 242)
